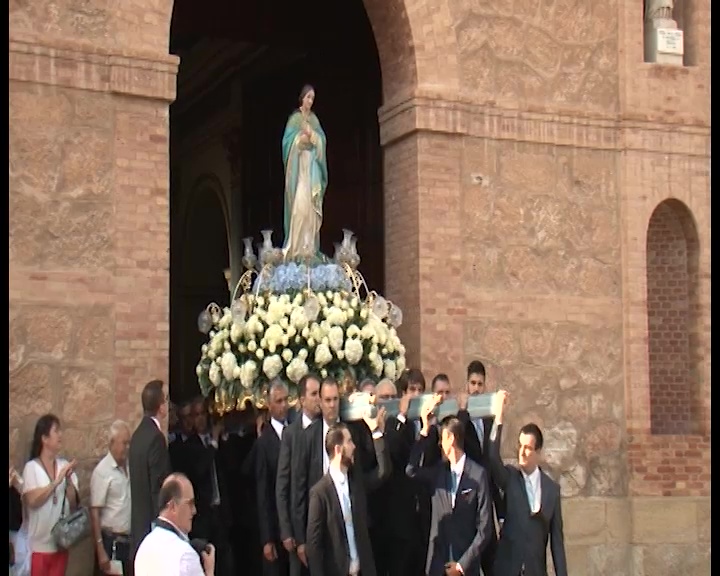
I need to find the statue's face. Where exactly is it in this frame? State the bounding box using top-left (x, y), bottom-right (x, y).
top-left (302, 90), bottom-right (315, 110)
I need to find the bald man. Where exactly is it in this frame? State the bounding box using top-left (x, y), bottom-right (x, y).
top-left (134, 473), bottom-right (215, 576)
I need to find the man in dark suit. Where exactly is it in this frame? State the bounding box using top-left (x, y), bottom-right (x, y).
top-left (291, 377), bottom-right (343, 569)
top-left (255, 379), bottom-right (291, 576)
top-left (371, 380), bottom-right (418, 576)
top-left (275, 374), bottom-right (321, 576)
top-left (305, 407), bottom-right (390, 576)
top-left (406, 395), bottom-right (494, 576)
top-left (456, 360), bottom-right (504, 576)
top-left (487, 390), bottom-right (568, 576)
top-left (129, 379), bottom-right (172, 564)
top-left (184, 396), bottom-right (235, 576)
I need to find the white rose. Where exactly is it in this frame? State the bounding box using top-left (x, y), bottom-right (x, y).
top-left (318, 293), bottom-right (328, 307)
top-left (247, 340), bottom-right (258, 353)
top-left (265, 324), bottom-right (285, 348)
top-left (282, 335), bottom-right (290, 347)
top-left (291, 307), bottom-right (309, 331)
top-left (383, 359), bottom-right (397, 381)
top-left (240, 360), bottom-right (258, 388)
top-left (360, 308), bottom-right (368, 319)
top-left (218, 310), bottom-right (232, 329)
top-left (256, 296), bottom-right (265, 307)
top-left (314, 343), bottom-right (333, 367)
top-left (209, 363), bottom-right (221, 386)
top-left (307, 337), bottom-right (316, 348)
top-left (336, 350), bottom-right (345, 360)
top-left (256, 348), bottom-right (265, 360)
top-left (286, 357), bottom-right (309, 384)
top-left (298, 348), bottom-right (309, 361)
top-left (220, 352), bottom-right (238, 381)
top-left (233, 366), bottom-right (241, 379)
top-left (230, 323), bottom-right (243, 343)
top-left (201, 344), bottom-right (208, 354)
top-left (279, 317), bottom-right (290, 330)
top-left (293, 293), bottom-right (303, 306)
top-left (346, 309), bottom-right (355, 320)
top-left (287, 326), bottom-right (297, 338)
top-left (263, 355), bottom-right (283, 380)
top-left (328, 326), bottom-right (344, 352)
top-left (282, 349), bottom-right (293, 363)
top-left (208, 350), bottom-right (216, 360)
top-left (344, 338), bottom-right (364, 365)
top-left (224, 341), bottom-right (231, 351)
top-left (346, 325), bottom-right (360, 339)
top-left (326, 307), bottom-right (346, 326)
top-left (350, 297), bottom-right (358, 308)
top-left (195, 364), bottom-right (203, 377)
top-left (301, 327), bottom-right (310, 339)
top-left (320, 368), bottom-right (328, 378)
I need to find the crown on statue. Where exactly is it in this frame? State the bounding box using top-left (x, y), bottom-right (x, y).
top-left (196, 228), bottom-right (407, 414)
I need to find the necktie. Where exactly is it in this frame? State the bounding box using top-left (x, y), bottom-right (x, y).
top-left (449, 470), bottom-right (459, 562)
top-left (473, 418), bottom-right (485, 442)
top-left (450, 471), bottom-right (458, 506)
top-left (339, 479), bottom-right (359, 572)
top-left (525, 475), bottom-right (538, 514)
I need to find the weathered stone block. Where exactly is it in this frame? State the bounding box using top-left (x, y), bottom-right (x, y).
top-left (9, 363), bottom-right (54, 426)
top-left (632, 498), bottom-right (698, 544)
top-left (60, 368), bottom-right (114, 424)
top-left (564, 499), bottom-right (606, 544)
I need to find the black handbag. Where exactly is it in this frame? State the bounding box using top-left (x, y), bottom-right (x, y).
top-left (50, 482), bottom-right (91, 550)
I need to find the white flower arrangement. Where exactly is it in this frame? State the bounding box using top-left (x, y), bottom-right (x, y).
top-left (196, 289), bottom-right (406, 409)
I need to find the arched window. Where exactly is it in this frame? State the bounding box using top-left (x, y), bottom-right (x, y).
top-left (645, 199), bottom-right (702, 435)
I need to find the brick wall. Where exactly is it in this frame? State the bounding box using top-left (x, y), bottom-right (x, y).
top-left (646, 200), bottom-right (699, 435)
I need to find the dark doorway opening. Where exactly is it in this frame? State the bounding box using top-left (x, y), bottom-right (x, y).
top-left (168, 0), bottom-right (384, 404)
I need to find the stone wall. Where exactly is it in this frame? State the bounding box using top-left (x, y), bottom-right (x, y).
top-left (8, 0), bottom-right (710, 574)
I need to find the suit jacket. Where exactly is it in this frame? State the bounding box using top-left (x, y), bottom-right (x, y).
top-left (406, 434), bottom-right (493, 576)
top-left (458, 411), bottom-right (506, 520)
top-left (275, 415), bottom-right (305, 543)
top-left (488, 424), bottom-right (568, 576)
top-left (255, 422), bottom-right (283, 546)
top-left (305, 435), bottom-right (391, 576)
top-left (372, 415), bottom-right (425, 540)
top-left (129, 416), bottom-right (171, 555)
top-left (291, 418), bottom-right (330, 546)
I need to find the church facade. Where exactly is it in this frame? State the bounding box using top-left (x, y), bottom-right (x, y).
top-left (9, 0), bottom-right (710, 574)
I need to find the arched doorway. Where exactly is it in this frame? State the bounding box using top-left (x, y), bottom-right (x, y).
top-left (168, 0), bottom-right (386, 400)
top-left (170, 176), bottom-right (231, 403)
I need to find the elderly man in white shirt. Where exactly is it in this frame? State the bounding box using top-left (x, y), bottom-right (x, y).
top-left (134, 472), bottom-right (215, 576)
top-left (90, 420), bottom-right (132, 575)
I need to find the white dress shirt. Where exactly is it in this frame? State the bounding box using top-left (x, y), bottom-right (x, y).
top-left (271, 418), bottom-right (287, 440)
top-left (522, 467), bottom-right (541, 514)
top-left (90, 452), bottom-right (131, 533)
top-left (449, 454), bottom-right (466, 509)
top-left (329, 467), bottom-right (359, 575)
top-left (134, 518), bottom-right (204, 576)
top-left (301, 413), bottom-right (313, 429)
top-left (321, 420), bottom-right (333, 474)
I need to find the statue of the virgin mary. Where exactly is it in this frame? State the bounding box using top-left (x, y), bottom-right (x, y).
top-left (281, 84), bottom-right (329, 260)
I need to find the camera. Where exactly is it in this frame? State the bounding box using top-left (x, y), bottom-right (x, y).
top-left (190, 538), bottom-right (211, 558)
